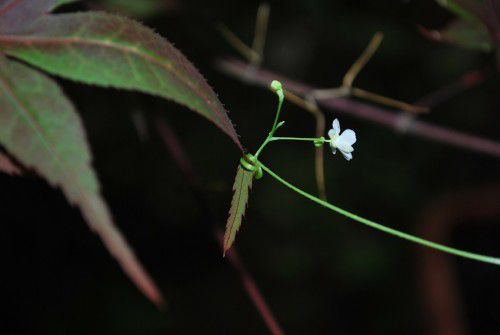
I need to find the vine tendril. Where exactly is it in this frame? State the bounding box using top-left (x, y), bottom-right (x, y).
top-left (240, 154), bottom-right (263, 179)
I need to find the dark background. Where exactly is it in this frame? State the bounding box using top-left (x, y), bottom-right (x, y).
top-left (1, 0), bottom-right (500, 334)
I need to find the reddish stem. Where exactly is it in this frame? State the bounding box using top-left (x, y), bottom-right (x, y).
top-left (155, 116), bottom-right (284, 335)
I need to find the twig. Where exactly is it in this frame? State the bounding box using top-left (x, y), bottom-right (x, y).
top-left (217, 23), bottom-right (260, 63)
top-left (351, 87), bottom-right (428, 113)
top-left (216, 57), bottom-right (500, 158)
top-left (214, 229), bottom-right (284, 335)
top-left (251, 3), bottom-right (270, 66)
top-left (417, 70), bottom-right (486, 108)
top-left (218, 2), bottom-right (270, 66)
top-left (343, 32), bottom-right (383, 88)
top-left (310, 32), bottom-right (427, 113)
top-left (154, 116), bottom-right (284, 335)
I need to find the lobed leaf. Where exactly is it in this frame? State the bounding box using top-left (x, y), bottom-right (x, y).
top-left (0, 55), bottom-right (163, 306)
top-left (223, 165), bottom-right (253, 255)
top-left (0, 11), bottom-right (242, 150)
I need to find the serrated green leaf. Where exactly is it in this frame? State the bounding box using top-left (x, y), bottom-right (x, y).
top-left (0, 55), bottom-right (163, 306)
top-left (421, 18), bottom-right (493, 51)
top-left (223, 165), bottom-right (253, 255)
top-left (0, 11), bottom-right (242, 150)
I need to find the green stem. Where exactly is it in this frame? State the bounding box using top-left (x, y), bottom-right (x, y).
top-left (271, 137), bottom-right (328, 142)
top-left (255, 137), bottom-right (272, 158)
top-left (259, 162), bottom-right (500, 266)
top-left (256, 136), bottom-right (327, 158)
top-left (255, 84), bottom-right (286, 159)
top-left (270, 90), bottom-right (284, 132)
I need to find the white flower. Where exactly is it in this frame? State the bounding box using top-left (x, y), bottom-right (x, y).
top-left (328, 119), bottom-right (356, 161)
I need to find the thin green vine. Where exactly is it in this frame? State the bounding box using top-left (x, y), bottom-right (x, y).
top-left (243, 80), bottom-right (500, 266)
top-left (260, 162), bottom-right (500, 265)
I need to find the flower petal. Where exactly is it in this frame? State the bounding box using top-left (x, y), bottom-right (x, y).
top-left (340, 150), bottom-right (353, 161)
top-left (330, 144), bottom-right (337, 155)
top-left (339, 129), bottom-right (356, 146)
top-left (336, 139), bottom-right (354, 153)
top-left (332, 119), bottom-right (340, 135)
top-left (328, 129), bottom-right (336, 139)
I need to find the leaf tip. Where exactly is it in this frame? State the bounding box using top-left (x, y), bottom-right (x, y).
top-left (222, 229), bottom-right (233, 257)
top-left (148, 289), bottom-right (166, 310)
top-left (222, 237), bottom-right (233, 257)
top-left (153, 295), bottom-right (167, 311)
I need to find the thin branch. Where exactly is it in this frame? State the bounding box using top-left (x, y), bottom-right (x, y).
top-left (214, 229), bottom-right (284, 335)
top-left (343, 32), bottom-right (383, 88)
top-left (351, 87), bottom-right (428, 113)
top-left (387, 69), bottom-right (487, 146)
top-left (217, 23), bottom-right (260, 63)
top-left (216, 57), bottom-right (500, 158)
top-left (309, 86), bottom-right (350, 101)
top-left (252, 3), bottom-right (270, 66)
top-left (417, 70), bottom-right (486, 108)
top-left (310, 32), bottom-right (427, 114)
top-left (154, 116), bottom-right (284, 335)
top-left (218, 2), bottom-right (270, 66)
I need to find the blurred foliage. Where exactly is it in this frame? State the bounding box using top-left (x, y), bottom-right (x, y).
top-left (420, 17), bottom-right (493, 51)
top-left (429, 0), bottom-right (500, 65)
top-left (436, 0), bottom-right (481, 20)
